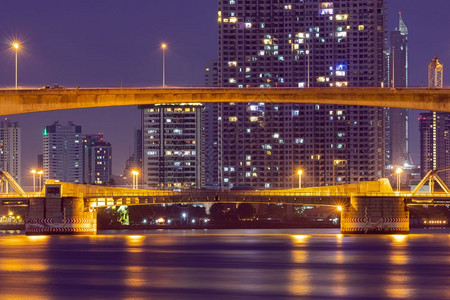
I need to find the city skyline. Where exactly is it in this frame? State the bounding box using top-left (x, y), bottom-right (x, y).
top-left (0, 0), bottom-right (449, 184)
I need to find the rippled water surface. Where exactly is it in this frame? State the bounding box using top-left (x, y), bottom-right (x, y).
top-left (1, 228), bottom-right (449, 299)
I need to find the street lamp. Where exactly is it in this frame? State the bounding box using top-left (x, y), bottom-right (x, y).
top-left (12, 42), bottom-right (20, 89)
top-left (396, 168), bottom-right (403, 192)
top-left (30, 169), bottom-right (37, 192)
top-left (297, 170), bottom-right (303, 189)
top-left (161, 43), bottom-right (167, 88)
top-left (131, 170), bottom-right (139, 189)
top-left (37, 170), bottom-right (43, 191)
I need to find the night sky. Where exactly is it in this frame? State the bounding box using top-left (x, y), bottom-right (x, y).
top-left (0, 0), bottom-right (448, 184)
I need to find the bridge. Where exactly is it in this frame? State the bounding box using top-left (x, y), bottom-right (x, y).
top-left (1, 88), bottom-right (450, 115)
top-left (1, 171), bottom-right (450, 235)
top-left (1, 87), bottom-right (449, 235)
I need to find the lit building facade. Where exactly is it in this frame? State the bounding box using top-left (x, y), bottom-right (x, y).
top-left (386, 12), bottom-right (409, 167)
top-left (141, 104), bottom-right (203, 189)
top-left (218, 0), bottom-right (386, 189)
top-left (0, 120), bottom-right (21, 183)
top-left (43, 122), bottom-right (84, 183)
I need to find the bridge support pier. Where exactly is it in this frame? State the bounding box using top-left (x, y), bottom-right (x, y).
top-left (341, 196), bottom-right (409, 234)
top-left (26, 196), bottom-right (96, 235)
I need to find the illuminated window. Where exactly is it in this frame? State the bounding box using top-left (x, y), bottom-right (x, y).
top-left (249, 116), bottom-right (258, 122)
top-left (358, 25), bottom-right (365, 31)
top-left (335, 82), bottom-right (348, 87)
top-left (229, 116), bottom-right (238, 122)
top-left (335, 14), bottom-right (348, 21)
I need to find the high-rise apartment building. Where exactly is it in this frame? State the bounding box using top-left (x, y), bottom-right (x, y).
top-left (141, 104), bottom-right (203, 189)
top-left (0, 120), bottom-right (21, 183)
top-left (44, 122), bottom-right (84, 183)
top-left (217, 0), bottom-right (386, 189)
top-left (386, 12), bottom-right (409, 167)
top-left (44, 122), bottom-right (112, 185)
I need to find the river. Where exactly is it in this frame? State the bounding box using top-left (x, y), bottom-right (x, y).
top-left (0, 228), bottom-right (449, 299)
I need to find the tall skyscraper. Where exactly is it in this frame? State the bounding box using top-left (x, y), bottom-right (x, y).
top-left (386, 12), bottom-right (409, 167)
top-left (0, 120), bottom-right (21, 183)
top-left (420, 58), bottom-right (449, 183)
top-left (217, 0), bottom-right (386, 189)
top-left (141, 104), bottom-right (203, 189)
top-left (43, 121), bottom-right (84, 183)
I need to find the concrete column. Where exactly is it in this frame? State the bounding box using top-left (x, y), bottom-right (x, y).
top-left (341, 196), bottom-right (409, 234)
top-left (25, 197), bottom-right (96, 235)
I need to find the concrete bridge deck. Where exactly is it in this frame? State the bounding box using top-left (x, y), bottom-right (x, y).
top-left (1, 178), bottom-right (448, 234)
top-left (1, 87), bottom-right (450, 116)
top-left (2, 178), bottom-right (450, 207)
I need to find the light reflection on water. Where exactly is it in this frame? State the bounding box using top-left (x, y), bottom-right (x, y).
top-left (0, 228), bottom-right (449, 299)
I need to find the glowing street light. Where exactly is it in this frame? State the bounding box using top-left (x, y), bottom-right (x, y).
top-left (37, 170), bottom-right (44, 191)
top-left (30, 169), bottom-right (37, 192)
top-left (161, 43), bottom-right (167, 88)
top-left (396, 168), bottom-right (403, 192)
top-left (337, 206), bottom-right (343, 212)
top-left (11, 42), bottom-right (20, 89)
top-left (297, 170), bottom-right (303, 189)
top-left (131, 170), bottom-right (139, 189)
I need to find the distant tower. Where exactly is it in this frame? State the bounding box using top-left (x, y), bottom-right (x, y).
top-left (428, 57), bottom-right (443, 88)
top-left (420, 58), bottom-right (450, 183)
top-left (387, 12), bottom-right (409, 168)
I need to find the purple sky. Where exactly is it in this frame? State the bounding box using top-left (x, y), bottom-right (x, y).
top-left (0, 0), bottom-right (449, 183)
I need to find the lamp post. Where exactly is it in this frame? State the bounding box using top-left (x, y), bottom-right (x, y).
top-left (396, 168), bottom-right (403, 192)
top-left (297, 170), bottom-right (303, 189)
top-left (30, 169), bottom-right (37, 192)
top-left (12, 42), bottom-right (20, 89)
top-left (37, 170), bottom-right (43, 191)
top-left (161, 43), bottom-right (167, 87)
top-left (132, 170), bottom-right (139, 189)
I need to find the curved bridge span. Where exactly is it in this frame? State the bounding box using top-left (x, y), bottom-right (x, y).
top-left (0, 87), bottom-right (450, 115)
